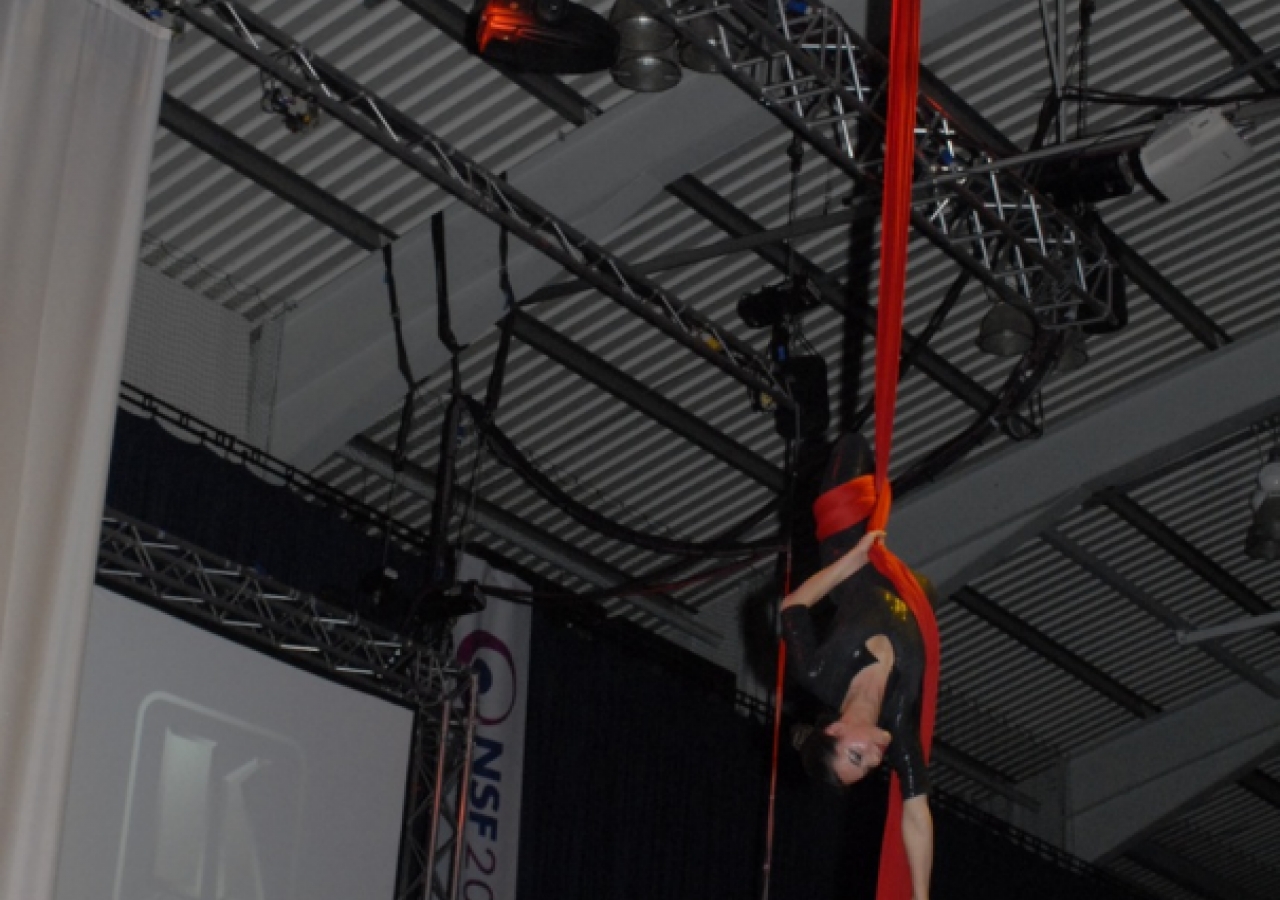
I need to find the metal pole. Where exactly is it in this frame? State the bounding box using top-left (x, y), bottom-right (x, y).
top-left (1178, 609), bottom-right (1280, 645)
top-left (422, 690), bottom-right (454, 900)
top-left (447, 673), bottom-right (481, 900)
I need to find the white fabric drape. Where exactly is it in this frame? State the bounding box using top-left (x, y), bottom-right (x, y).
top-left (0, 1), bottom-right (167, 897)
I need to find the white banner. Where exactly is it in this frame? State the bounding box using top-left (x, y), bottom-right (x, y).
top-left (451, 556), bottom-right (531, 900)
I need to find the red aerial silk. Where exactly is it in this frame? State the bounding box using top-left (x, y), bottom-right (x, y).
top-left (816, 1), bottom-right (937, 898)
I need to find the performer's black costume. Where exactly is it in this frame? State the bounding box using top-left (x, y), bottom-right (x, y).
top-left (781, 434), bottom-right (931, 799)
top-left (781, 573), bottom-right (930, 798)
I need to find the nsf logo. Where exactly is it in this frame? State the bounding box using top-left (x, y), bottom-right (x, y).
top-left (456, 630), bottom-right (518, 726)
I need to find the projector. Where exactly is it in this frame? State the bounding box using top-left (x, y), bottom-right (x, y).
top-left (1138, 108), bottom-right (1253, 205)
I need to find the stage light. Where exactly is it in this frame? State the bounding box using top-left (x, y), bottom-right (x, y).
top-left (470, 0), bottom-right (618, 74)
top-left (1245, 447), bottom-right (1280, 561)
top-left (677, 10), bottom-right (722, 73)
top-left (737, 276), bottom-right (822, 329)
top-left (1034, 151), bottom-right (1136, 208)
top-left (610, 0), bottom-right (681, 91)
top-left (976, 302), bottom-right (1035, 357)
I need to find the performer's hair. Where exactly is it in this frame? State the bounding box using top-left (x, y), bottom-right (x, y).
top-left (793, 713), bottom-right (844, 789)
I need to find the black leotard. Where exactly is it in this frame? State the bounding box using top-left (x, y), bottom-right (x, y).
top-left (781, 567), bottom-right (931, 799)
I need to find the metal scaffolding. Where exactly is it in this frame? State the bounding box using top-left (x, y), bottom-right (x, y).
top-left (173, 0), bottom-right (792, 410)
top-left (96, 510), bottom-right (478, 900)
top-left (646, 0), bottom-right (1118, 329)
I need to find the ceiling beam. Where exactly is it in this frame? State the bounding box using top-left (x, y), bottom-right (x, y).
top-left (342, 437), bottom-right (722, 646)
top-left (1013, 661), bottom-right (1280, 861)
top-left (1094, 490), bottom-right (1277, 624)
top-left (889, 320), bottom-right (1280, 594)
top-left (395, 0), bottom-right (600, 125)
top-left (1043, 530), bottom-right (1280, 699)
top-left (952, 587), bottom-right (1160, 719)
top-left (1177, 0), bottom-right (1280, 93)
top-left (269, 76), bottom-right (775, 467)
top-left (158, 94), bottom-right (395, 252)
top-left (508, 311), bottom-right (785, 492)
top-left (1127, 840), bottom-right (1266, 900)
top-left (1238, 769), bottom-right (1280, 811)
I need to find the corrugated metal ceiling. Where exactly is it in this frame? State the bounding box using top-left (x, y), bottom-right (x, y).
top-left (130, 0), bottom-right (1280, 895)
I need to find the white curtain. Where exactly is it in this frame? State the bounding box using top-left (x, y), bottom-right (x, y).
top-left (0, 1), bottom-right (167, 897)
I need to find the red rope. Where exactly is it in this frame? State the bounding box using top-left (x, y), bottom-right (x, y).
top-left (814, 1), bottom-right (935, 897)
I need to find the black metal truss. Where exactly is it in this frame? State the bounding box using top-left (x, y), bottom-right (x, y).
top-left (95, 510), bottom-right (477, 900)
top-left (1094, 490), bottom-right (1280, 630)
top-left (916, 54), bottom-right (1232, 352)
top-left (1042, 530), bottom-right (1280, 699)
top-left (159, 93), bottom-right (396, 251)
top-left (525, 200), bottom-right (880, 306)
top-left (395, 0), bottom-right (600, 125)
top-left (646, 0), bottom-right (1229, 351)
top-left (951, 586), bottom-right (1161, 719)
top-left (508, 310), bottom-right (785, 492)
top-left (646, 0), bottom-right (1115, 328)
top-left (666, 175), bottom-right (1036, 431)
top-left (1178, 0), bottom-right (1280, 93)
top-left (177, 1), bottom-right (791, 410)
top-left (341, 436), bottom-right (723, 646)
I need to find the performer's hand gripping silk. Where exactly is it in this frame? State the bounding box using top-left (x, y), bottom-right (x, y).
top-left (780, 434), bottom-right (934, 900)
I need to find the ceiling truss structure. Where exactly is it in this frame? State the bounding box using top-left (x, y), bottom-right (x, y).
top-left (181, 0), bottom-right (790, 406)
top-left (126, 0), bottom-right (1280, 897)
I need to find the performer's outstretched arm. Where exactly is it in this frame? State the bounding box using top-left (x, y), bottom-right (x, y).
top-left (780, 531), bottom-right (884, 612)
top-left (901, 795), bottom-right (933, 900)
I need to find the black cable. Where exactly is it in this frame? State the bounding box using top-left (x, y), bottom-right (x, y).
top-left (382, 244), bottom-right (418, 473)
top-left (465, 396), bottom-right (783, 558)
top-left (849, 270), bottom-right (970, 433)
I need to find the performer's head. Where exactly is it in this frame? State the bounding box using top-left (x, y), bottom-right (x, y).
top-left (816, 432), bottom-right (875, 568)
top-left (798, 715), bottom-right (891, 787)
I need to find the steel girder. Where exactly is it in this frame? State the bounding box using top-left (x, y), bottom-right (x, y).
top-left (158, 94), bottom-right (397, 252)
top-left (95, 511), bottom-right (477, 900)
top-left (179, 0), bottom-right (791, 410)
top-left (643, 0), bottom-right (1116, 329)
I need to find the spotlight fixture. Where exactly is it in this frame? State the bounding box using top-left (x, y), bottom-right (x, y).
top-left (976, 302), bottom-right (1035, 357)
top-left (609, 0), bottom-right (681, 92)
top-left (737, 275), bottom-right (822, 329)
top-left (469, 0), bottom-right (618, 74)
top-left (1245, 446), bottom-right (1280, 562)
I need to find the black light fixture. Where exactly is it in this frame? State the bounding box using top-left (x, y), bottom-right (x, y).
top-left (737, 275), bottom-right (822, 329)
top-left (1245, 446), bottom-right (1280, 562)
top-left (469, 0), bottom-right (618, 74)
top-left (977, 302), bottom-right (1035, 357)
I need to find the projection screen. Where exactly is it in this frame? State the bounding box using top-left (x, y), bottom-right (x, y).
top-left (55, 585), bottom-right (415, 900)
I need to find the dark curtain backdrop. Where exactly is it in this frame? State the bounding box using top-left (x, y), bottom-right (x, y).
top-left (105, 405), bottom-right (1152, 900)
top-left (519, 612), bottom-right (1155, 900)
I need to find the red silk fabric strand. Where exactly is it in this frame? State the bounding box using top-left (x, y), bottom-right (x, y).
top-left (816, 1), bottom-right (938, 898)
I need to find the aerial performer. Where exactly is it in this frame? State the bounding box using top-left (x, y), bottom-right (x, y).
top-left (772, 0), bottom-right (937, 896)
top-left (782, 434), bottom-right (938, 900)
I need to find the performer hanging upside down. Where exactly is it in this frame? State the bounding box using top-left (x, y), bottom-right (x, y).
top-left (781, 433), bottom-right (934, 900)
